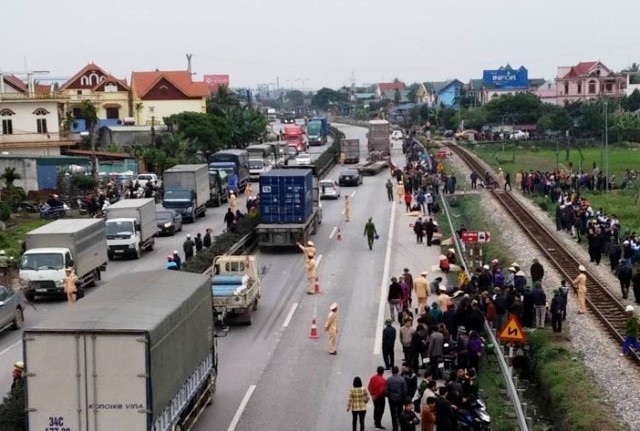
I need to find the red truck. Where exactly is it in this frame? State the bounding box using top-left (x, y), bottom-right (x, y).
top-left (283, 125), bottom-right (307, 152)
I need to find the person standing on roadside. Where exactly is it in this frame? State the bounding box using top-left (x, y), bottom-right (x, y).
top-left (424, 218), bottom-right (435, 247)
top-left (550, 290), bottom-right (563, 333)
top-left (364, 218), bottom-right (378, 250)
top-left (632, 264), bottom-right (640, 305)
top-left (347, 376), bottom-right (370, 431)
top-left (400, 317), bottom-right (415, 364)
top-left (389, 277), bottom-right (403, 323)
top-left (559, 280), bottom-right (569, 320)
top-left (573, 265), bottom-right (588, 314)
top-left (63, 267), bottom-right (79, 304)
top-left (325, 302), bottom-right (339, 355)
top-left (530, 259), bottom-right (545, 284)
top-left (203, 228), bottom-right (212, 248)
top-left (183, 234), bottom-right (195, 261)
top-left (194, 233), bottom-right (203, 253)
top-left (399, 400), bottom-right (421, 431)
top-left (504, 171), bottom-right (512, 191)
top-left (368, 366), bottom-right (388, 430)
top-left (533, 282), bottom-right (547, 329)
top-left (386, 366), bottom-right (408, 431)
top-left (383, 319), bottom-right (397, 370)
top-left (386, 179), bottom-right (394, 202)
top-left (421, 397), bottom-right (436, 431)
top-left (397, 181), bottom-right (405, 203)
top-left (618, 259), bottom-right (633, 300)
top-left (414, 271), bottom-right (429, 315)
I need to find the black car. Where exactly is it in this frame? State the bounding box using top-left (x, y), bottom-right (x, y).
top-left (338, 168), bottom-right (363, 186)
top-left (156, 209), bottom-right (183, 236)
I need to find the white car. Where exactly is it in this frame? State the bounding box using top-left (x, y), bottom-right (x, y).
top-left (294, 153), bottom-right (312, 166)
top-left (510, 130), bottom-right (529, 140)
top-left (391, 130), bottom-right (404, 140)
top-left (136, 173), bottom-right (162, 188)
top-left (319, 179), bottom-right (341, 199)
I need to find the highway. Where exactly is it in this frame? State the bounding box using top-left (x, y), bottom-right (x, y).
top-left (0, 127), bottom-right (327, 398)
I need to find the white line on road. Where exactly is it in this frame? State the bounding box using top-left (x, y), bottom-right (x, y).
top-left (329, 226), bottom-right (337, 239)
top-left (0, 340), bottom-right (21, 357)
top-left (227, 385), bottom-right (257, 431)
top-left (351, 190), bottom-right (356, 197)
top-left (374, 200), bottom-right (396, 355)
top-left (316, 254), bottom-right (323, 267)
top-left (282, 303), bottom-right (299, 328)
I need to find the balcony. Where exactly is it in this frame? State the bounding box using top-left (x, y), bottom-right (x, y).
top-left (70, 118), bottom-right (120, 133)
top-left (0, 131), bottom-right (75, 147)
top-left (0, 92), bottom-right (68, 102)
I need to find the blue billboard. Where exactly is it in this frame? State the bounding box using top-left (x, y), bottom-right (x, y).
top-left (482, 66), bottom-right (528, 89)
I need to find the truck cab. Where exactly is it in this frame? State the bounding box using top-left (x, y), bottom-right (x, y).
top-left (248, 158), bottom-right (272, 181)
top-left (212, 256), bottom-right (260, 325)
top-left (208, 169), bottom-right (229, 207)
top-left (105, 218), bottom-right (142, 259)
top-left (163, 188), bottom-right (198, 222)
top-left (20, 247), bottom-right (74, 298)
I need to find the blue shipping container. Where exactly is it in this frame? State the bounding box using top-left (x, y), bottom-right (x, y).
top-left (259, 170), bottom-right (313, 224)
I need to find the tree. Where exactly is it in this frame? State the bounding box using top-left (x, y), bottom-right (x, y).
top-left (219, 106), bottom-right (268, 148)
top-left (286, 90), bottom-right (305, 108)
top-left (207, 85), bottom-right (239, 114)
top-left (164, 112), bottom-right (229, 154)
top-left (163, 132), bottom-right (198, 162)
top-left (394, 89), bottom-right (401, 104)
top-left (0, 167), bottom-right (21, 189)
top-left (406, 83), bottom-right (421, 103)
top-left (459, 108), bottom-right (487, 130)
top-left (311, 87), bottom-right (347, 111)
top-left (80, 100), bottom-right (99, 190)
top-left (621, 89), bottom-right (640, 112)
top-left (611, 112), bottom-right (640, 142)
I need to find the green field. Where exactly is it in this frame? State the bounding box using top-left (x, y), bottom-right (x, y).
top-left (464, 143), bottom-right (640, 234)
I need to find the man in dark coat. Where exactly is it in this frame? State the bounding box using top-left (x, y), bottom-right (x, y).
top-left (530, 259), bottom-right (544, 284)
top-left (434, 386), bottom-right (456, 431)
top-left (203, 228), bottom-right (212, 248)
top-left (618, 259), bottom-right (633, 299)
top-left (182, 234), bottom-right (195, 261)
top-left (194, 233), bottom-right (203, 253)
top-left (522, 286), bottom-right (535, 328)
top-left (382, 319), bottom-right (397, 370)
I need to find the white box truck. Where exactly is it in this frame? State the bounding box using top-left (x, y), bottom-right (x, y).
top-left (163, 164), bottom-right (209, 223)
top-left (24, 270), bottom-right (220, 431)
top-left (105, 198), bottom-right (157, 260)
top-left (19, 219), bottom-right (107, 301)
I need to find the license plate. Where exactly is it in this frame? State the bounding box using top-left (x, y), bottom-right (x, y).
top-left (36, 288), bottom-right (47, 293)
top-left (114, 250), bottom-right (124, 253)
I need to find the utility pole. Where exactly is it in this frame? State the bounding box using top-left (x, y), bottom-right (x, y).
top-left (604, 101), bottom-right (609, 192)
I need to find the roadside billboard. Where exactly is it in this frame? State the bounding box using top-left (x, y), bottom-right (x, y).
top-left (204, 74), bottom-right (230, 93)
top-left (482, 66), bottom-right (528, 89)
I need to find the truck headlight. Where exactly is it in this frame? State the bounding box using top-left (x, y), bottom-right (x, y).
top-left (164, 222), bottom-right (172, 228)
top-left (55, 280), bottom-right (64, 287)
top-left (187, 207), bottom-right (193, 213)
top-left (128, 244), bottom-right (136, 249)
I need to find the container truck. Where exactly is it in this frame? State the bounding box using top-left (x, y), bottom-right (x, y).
top-left (256, 166), bottom-right (322, 248)
top-left (341, 138), bottom-right (360, 164)
top-left (209, 149), bottom-right (250, 193)
top-left (24, 270), bottom-right (221, 431)
top-left (19, 219), bottom-right (108, 301)
top-left (163, 164), bottom-right (209, 223)
top-left (105, 198), bottom-right (157, 260)
top-left (307, 117), bottom-right (328, 146)
top-left (367, 119), bottom-right (391, 154)
top-left (283, 124), bottom-right (307, 152)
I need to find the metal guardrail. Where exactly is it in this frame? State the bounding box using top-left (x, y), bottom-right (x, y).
top-left (439, 190), bottom-right (529, 431)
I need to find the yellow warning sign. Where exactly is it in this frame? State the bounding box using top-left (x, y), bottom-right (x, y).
top-left (498, 315), bottom-right (527, 343)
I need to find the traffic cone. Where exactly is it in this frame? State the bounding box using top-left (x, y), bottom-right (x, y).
top-left (309, 317), bottom-right (319, 339)
top-left (337, 229), bottom-right (342, 241)
top-left (314, 276), bottom-right (321, 294)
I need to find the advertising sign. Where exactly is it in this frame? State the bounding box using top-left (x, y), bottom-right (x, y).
top-left (204, 74), bottom-right (230, 93)
top-left (482, 66), bottom-right (528, 89)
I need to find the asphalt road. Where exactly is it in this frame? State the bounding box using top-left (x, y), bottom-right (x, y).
top-left (0, 133), bottom-right (329, 397)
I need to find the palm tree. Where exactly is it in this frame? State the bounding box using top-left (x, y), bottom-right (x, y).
top-left (134, 102), bottom-right (144, 125)
top-left (163, 132), bottom-right (197, 162)
top-left (0, 167), bottom-right (21, 189)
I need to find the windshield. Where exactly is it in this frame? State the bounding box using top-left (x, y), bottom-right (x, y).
top-left (106, 220), bottom-right (134, 236)
top-left (164, 189), bottom-right (192, 200)
top-left (20, 253), bottom-right (64, 271)
top-left (341, 170), bottom-right (357, 176)
top-left (137, 175), bottom-right (153, 181)
top-left (307, 123), bottom-right (321, 134)
top-left (156, 211), bottom-right (173, 222)
top-left (249, 160), bottom-right (264, 169)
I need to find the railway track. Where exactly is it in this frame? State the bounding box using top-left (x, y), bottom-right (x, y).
top-left (446, 141), bottom-right (640, 363)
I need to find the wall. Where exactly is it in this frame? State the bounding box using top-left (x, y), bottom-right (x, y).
top-left (0, 157), bottom-right (38, 191)
top-left (439, 84), bottom-right (461, 107)
top-left (0, 100), bottom-right (60, 135)
top-left (136, 99), bottom-right (206, 125)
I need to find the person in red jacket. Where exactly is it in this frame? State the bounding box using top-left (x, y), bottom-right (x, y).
top-left (404, 191), bottom-right (413, 213)
top-left (368, 366), bottom-right (387, 430)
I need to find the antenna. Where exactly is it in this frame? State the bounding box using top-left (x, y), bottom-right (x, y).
top-left (186, 53), bottom-right (193, 74)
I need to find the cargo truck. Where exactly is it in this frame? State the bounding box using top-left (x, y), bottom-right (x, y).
top-left (163, 164), bottom-right (209, 223)
top-left (207, 169), bottom-right (228, 207)
top-left (24, 270), bottom-right (222, 431)
top-left (256, 166), bottom-right (322, 248)
top-left (211, 255), bottom-right (261, 325)
top-left (19, 219), bottom-right (108, 301)
top-left (341, 138), bottom-right (360, 164)
top-left (307, 117), bottom-right (328, 146)
top-left (209, 149), bottom-right (250, 193)
top-left (283, 124), bottom-right (307, 152)
top-left (367, 119), bottom-right (391, 154)
top-left (105, 198), bottom-right (157, 260)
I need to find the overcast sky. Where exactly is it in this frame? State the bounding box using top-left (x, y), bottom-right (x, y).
top-left (3, 0), bottom-right (639, 91)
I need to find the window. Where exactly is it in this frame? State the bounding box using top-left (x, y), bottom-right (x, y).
top-left (106, 107), bottom-right (119, 119)
top-left (1, 109), bottom-right (13, 135)
top-left (606, 83), bottom-right (613, 92)
top-left (577, 83), bottom-right (582, 94)
top-left (588, 81), bottom-right (596, 94)
top-left (37, 118), bottom-right (47, 133)
top-left (564, 83), bottom-right (569, 95)
top-left (77, 90), bottom-right (82, 95)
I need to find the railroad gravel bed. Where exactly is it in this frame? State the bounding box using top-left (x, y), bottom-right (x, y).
top-left (446, 149), bottom-right (640, 430)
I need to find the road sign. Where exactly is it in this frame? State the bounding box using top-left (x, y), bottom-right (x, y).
top-left (498, 315), bottom-right (527, 343)
top-left (461, 231), bottom-right (491, 243)
top-left (437, 150), bottom-right (448, 158)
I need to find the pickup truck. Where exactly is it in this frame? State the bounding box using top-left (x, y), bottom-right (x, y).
top-left (211, 255), bottom-right (260, 325)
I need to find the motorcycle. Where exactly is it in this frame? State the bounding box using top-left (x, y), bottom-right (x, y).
top-left (40, 203), bottom-right (69, 219)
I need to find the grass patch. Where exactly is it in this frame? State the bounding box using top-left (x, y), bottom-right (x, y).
top-left (477, 356), bottom-right (516, 431)
top-left (0, 217), bottom-right (49, 260)
top-left (527, 330), bottom-right (630, 431)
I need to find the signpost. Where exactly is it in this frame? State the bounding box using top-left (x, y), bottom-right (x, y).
top-left (461, 231), bottom-right (491, 269)
top-left (498, 315), bottom-right (527, 375)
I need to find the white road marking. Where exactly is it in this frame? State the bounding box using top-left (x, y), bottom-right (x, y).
top-left (0, 340), bottom-right (21, 357)
top-left (316, 254), bottom-right (323, 267)
top-left (227, 385), bottom-right (257, 431)
top-left (351, 190), bottom-right (356, 197)
top-left (329, 226), bottom-right (337, 239)
top-left (282, 303), bottom-right (299, 328)
top-left (374, 200), bottom-right (396, 355)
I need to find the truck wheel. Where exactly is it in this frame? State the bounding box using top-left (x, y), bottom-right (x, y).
top-left (107, 252), bottom-right (114, 261)
top-left (253, 298), bottom-right (258, 311)
top-left (244, 307), bottom-right (253, 325)
top-left (12, 308), bottom-right (23, 330)
top-left (147, 238), bottom-right (155, 251)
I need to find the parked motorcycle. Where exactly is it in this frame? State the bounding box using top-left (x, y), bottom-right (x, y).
top-left (40, 203), bottom-right (69, 219)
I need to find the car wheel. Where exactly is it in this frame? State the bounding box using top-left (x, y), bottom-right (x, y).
top-left (12, 308), bottom-right (24, 330)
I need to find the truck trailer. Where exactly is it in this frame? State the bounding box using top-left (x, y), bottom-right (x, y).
top-left (367, 120), bottom-right (391, 155)
top-left (105, 198), bottom-right (157, 260)
top-left (256, 167), bottom-right (322, 248)
top-left (24, 270), bottom-right (219, 431)
top-left (20, 219), bottom-right (108, 301)
top-left (341, 138), bottom-right (360, 164)
top-left (163, 164), bottom-right (209, 223)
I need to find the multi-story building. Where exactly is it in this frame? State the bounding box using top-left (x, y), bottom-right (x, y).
top-left (130, 70), bottom-right (209, 125)
top-left (0, 74), bottom-right (74, 155)
top-left (375, 82), bottom-right (405, 101)
top-left (555, 61), bottom-right (626, 105)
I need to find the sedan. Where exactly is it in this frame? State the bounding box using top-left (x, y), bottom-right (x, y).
top-left (0, 284), bottom-right (25, 333)
top-left (319, 180), bottom-right (341, 199)
top-left (294, 153), bottom-right (312, 166)
top-left (338, 168), bottom-right (363, 186)
top-left (156, 209), bottom-right (182, 236)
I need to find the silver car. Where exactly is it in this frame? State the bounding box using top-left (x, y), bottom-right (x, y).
top-left (0, 284), bottom-right (25, 332)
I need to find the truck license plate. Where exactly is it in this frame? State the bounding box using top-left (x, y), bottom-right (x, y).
top-left (36, 288), bottom-right (47, 293)
top-left (114, 250), bottom-right (124, 253)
